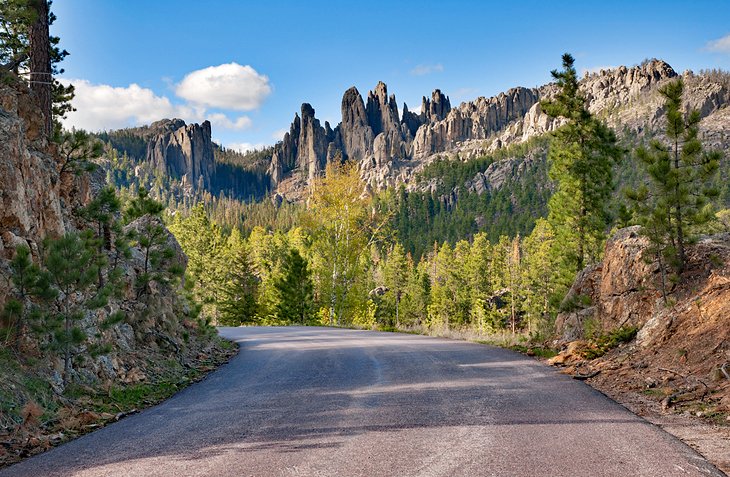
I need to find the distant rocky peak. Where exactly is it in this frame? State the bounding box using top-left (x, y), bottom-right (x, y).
top-left (581, 59), bottom-right (678, 116)
top-left (146, 118), bottom-right (215, 190)
top-left (366, 81), bottom-right (400, 137)
top-left (149, 118), bottom-right (187, 133)
top-left (423, 89), bottom-right (451, 122)
top-left (301, 103), bottom-right (316, 119)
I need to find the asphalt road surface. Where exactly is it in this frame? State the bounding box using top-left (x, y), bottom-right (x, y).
top-left (2, 327), bottom-right (724, 477)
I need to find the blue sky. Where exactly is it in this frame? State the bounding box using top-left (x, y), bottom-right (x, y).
top-left (53, 0), bottom-right (730, 152)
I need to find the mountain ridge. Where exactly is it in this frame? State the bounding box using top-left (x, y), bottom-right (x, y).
top-left (99, 59), bottom-right (730, 209)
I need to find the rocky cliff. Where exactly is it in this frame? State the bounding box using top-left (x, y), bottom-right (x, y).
top-left (145, 118), bottom-right (215, 190)
top-left (551, 226), bottom-right (730, 428)
top-left (0, 84), bottom-right (64, 256)
top-left (264, 59), bottom-right (729, 199)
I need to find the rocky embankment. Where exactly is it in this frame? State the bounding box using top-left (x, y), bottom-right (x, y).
top-left (549, 226), bottom-right (730, 472)
top-left (0, 83), bottom-right (233, 468)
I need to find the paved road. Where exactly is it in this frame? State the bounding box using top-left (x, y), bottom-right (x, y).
top-left (2, 327), bottom-right (723, 477)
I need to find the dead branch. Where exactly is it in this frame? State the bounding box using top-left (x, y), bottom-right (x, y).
top-left (658, 367), bottom-right (686, 379)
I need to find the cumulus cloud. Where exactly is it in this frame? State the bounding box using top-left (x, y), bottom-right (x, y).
top-left (175, 63), bottom-right (272, 110)
top-left (60, 79), bottom-right (196, 131)
top-left (60, 63), bottom-right (273, 135)
top-left (705, 34), bottom-right (730, 53)
top-left (226, 142), bottom-right (268, 153)
top-left (410, 63), bottom-right (444, 76)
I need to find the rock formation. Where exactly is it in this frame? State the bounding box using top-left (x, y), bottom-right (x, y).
top-left (267, 103), bottom-right (332, 183)
top-left (340, 86), bottom-right (373, 161)
top-left (146, 119), bottom-right (215, 190)
top-left (0, 83), bottom-right (64, 256)
top-left (554, 226), bottom-right (730, 346)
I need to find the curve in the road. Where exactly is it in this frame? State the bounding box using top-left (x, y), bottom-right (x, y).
top-left (1, 327), bottom-right (724, 477)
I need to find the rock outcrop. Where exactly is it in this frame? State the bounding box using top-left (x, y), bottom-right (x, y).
top-left (267, 103), bottom-right (332, 183)
top-left (554, 226), bottom-right (730, 348)
top-left (0, 81), bottom-right (225, 425)
top-left (146, 118), bottom-right (215, 190)
top-left (412, 87), bottom-right (539, 158)
top-left (340, 86), bottom-right (373, 161)
top-left (0, 84), bottom-right (64, 252)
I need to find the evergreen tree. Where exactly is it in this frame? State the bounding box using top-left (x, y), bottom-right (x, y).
top-left (57, 129), bottom-right (103, 177)
top-left (274, 249), bottom-right (314, 324)
top-left (168, 204), bottom-right (225, 316)
top-left (1, 245), bottom-right (42, 349)
top-left (39, 231), bottom-right (108, 386)
top-left (218, 240), bottom-right (259, 326)
top-left (81, 186), bottom-right (121, 287)
top-left (0, 0), bottom-right (35, 74)
top-left (401, 258), bottom-right (430, 328)
top-left (522, 219), bottom-right (560, 335)
top-left (542, 53), bottom-right (623, 273)
top-left (125, 187), bottom-right (181, 295)
top-left (626, 78), bottom-right (721, 283)
top-left (0, 1), bottom-right (73, 132)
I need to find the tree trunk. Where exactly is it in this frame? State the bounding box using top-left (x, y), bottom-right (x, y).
top-left (395, 293), bottom-right (400, 328)
top-left (29, 0), bottom-right (52, 138)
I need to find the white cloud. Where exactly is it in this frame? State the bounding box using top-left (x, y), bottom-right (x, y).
top-left (226, 142), bottom-right (268, 153)
top-left (175, 63), bottom-right (272, 111)
top-left (410, 63), bottom-right (444, 76)
top-left (207, 113), bottom-right (252, 130)
top-left (60, 79), bottom-right (197, 131)
top-left (705, 34), bottom-right (730, 53)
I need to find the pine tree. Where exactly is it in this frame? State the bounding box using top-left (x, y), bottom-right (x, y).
top-left (465, 233), bottom-right (492, 334)
top-left (125, 187), bottom-right (181, 295)
top-left (168, 204), bottom-right (225, 315)
top-left (81, 186), bottom-right (121, 287)
top-left (1, 245), bottom-right (41, 349)
top-left (1, 1), bottom-right (73, 133)
top-left (626, 78), bottom-right (721, 286)
top-left (0, 0), bottom-right (35, 74)
top-left (39, 231), bottom-right (107, 386)
top-left (522, 219), bottom-right (560, 335)
top-left (274, 249), bottom-right (314, 324)
top-left (218, 242), bottom-right (259, 326)
top-left (57, 129), bottom-right (103, 177)
top-left (542, 53), bottom-right (623, 273)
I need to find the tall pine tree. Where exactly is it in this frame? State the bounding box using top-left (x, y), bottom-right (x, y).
top-left (626, 78), bottom-right (720, 282)
top-left (274, 249), bottom-right (314, 325)
top-left (218, 240), bottom-right (259, 326)
top-left (542, 53), bottom-right (622, 274)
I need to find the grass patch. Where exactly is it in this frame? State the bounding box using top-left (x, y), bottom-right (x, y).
top-left (583, 326), bottom-right (638, 359)
top-left (96, 381), bottom-right (186, 413)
